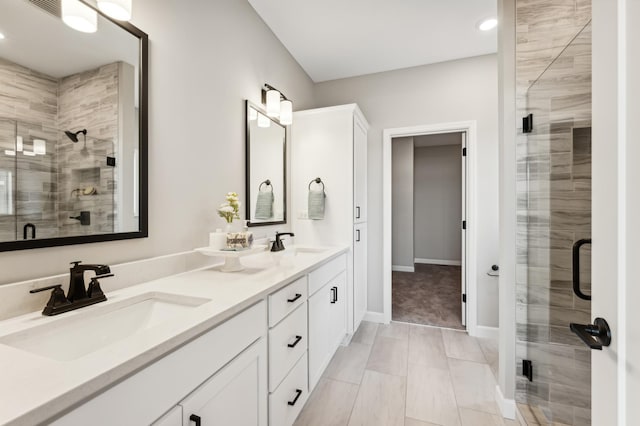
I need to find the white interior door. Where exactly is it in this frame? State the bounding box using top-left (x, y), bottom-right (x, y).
top-left (461, 132), bottom-right (467, 327)
top-left (592, 2), bottom-right (639, 424)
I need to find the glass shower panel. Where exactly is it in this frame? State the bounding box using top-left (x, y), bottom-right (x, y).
top-left (516, 22), bottom-right (592, 425)
top-left (0, 119), bottom-right (17, 241)
top-left (15, 121), bottom-right (58, 240)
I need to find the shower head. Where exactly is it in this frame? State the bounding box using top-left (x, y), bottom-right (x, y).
top-left (64, 129), bottom-right (87, 143)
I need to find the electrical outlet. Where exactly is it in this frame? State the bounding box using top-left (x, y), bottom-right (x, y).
top-left (298, 211), bottom-right (308, 219)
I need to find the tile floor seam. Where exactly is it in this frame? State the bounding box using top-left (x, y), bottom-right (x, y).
top-left (344, 335), bottom-right (376, 426)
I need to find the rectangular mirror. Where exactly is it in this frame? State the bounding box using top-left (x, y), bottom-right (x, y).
top-left (0, 0), bottom-right (148, 251)
top-left (245, 100), bottom-right (286, 227)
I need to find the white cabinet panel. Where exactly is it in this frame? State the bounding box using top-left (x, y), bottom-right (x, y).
top-left (269, 353), bottom-right (308, 426)
top-left (152, 406), bottom-right (182, 426)
top-left (308, 254), bottom-right (346, 296)
top-left (268, 276), bottom-right (307, 327)
top-left (354, 116), bottom-right (367, 224)
top-left (180, 338), bottom-right (267, 426)
top-left (308, 271), bottom-right (347, 392)
top-left (353, 224), bottom-right (367, 331)
top-left (268, 303), bottom-right (307, 392)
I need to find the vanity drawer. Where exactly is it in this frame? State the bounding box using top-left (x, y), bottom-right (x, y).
top-left (268, 303), bottom-right (307, 392)
top-left (269, 276), bottom-right (307, 327)
top-left (308, 253), bottom-right (347, 296)
top-left (269, 353), bottom-right (308, 426)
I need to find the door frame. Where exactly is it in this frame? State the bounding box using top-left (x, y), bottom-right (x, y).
top-left (382, 120), bottom-right (477, 335)
top-left (592, 1), bottom-right (638, 423)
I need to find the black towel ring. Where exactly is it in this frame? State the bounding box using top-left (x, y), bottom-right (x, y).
top-left (259, 179), bottom-right (273, 191)
top-left (308, 177), bottom-right (325, 191)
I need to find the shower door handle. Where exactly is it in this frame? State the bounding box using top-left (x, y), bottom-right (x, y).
top-left (572, 239), bottom-right (592, 300)
top-left (570, 317), bottom-right (611, 350)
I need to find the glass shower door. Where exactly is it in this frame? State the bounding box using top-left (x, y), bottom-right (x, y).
top-left (516, 22), bottom-right (592, 425)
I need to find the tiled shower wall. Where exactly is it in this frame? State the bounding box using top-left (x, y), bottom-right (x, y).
top-left (515, 1), bottom-right (592, 425)
top-left (0, 58), bottom-right (119, 240)
top-left (58, 63), bottom-right (119, 237)
top-left (0, 58), bottom-right (59, 241)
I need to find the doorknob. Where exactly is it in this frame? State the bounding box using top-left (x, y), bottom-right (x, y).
top-left (569, 317), bottom-right (611, 350)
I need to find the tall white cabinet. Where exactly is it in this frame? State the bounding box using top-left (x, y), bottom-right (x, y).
top-left (291, 104), bottom-right (369, 335)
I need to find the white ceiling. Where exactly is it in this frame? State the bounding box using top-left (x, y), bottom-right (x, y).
top-left (248, 0), bottom-right (497, 82)
top-left (0, 0), bottom-right (139, 78)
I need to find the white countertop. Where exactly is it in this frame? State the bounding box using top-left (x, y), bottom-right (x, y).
top-left (0, 245), bottom-right (348, 426)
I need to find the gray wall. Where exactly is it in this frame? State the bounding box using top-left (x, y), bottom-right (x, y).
top-left (413, 143), bottom-right (461, 263)
top-left (0, 0), bottom-right (315, 284)
top-left (391, 136), bottom-right (413, 269)
top-left (315, 54), bottom-right (499, 327)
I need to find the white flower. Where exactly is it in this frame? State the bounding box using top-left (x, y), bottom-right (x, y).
top-left (218, 205), bottom-right (235, 213)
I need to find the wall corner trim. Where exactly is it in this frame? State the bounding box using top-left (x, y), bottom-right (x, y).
top-left (392, 265), bottom-right (415, 273)
top-left (495, 385), bottom-right (517, 420)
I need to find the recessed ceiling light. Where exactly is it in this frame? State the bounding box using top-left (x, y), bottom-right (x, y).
top-left (479, 18), bottom-right (498, 31)
top-left (0, 32), bottom-right (5, 40)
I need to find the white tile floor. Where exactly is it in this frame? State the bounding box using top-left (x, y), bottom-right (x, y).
top-left (294, 321), bottom-right (521, 426)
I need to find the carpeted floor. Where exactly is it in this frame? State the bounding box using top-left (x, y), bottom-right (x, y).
top-left (392, 263), bottom-right (464, 329)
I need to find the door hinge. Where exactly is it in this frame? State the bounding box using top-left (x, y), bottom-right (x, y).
top-left (462, 220), bottom-right (466, 230)
top-left (462, 294), bottom-right (466, 303)
top-left (462, 147), bottom-right (467, 157)
top-left (522, 359), bottom-right (533, 382)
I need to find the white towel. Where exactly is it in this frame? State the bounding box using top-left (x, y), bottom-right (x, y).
top-left (308, 189), bottom-right (326, 220)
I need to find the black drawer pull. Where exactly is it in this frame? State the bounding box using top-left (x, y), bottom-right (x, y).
top-left (288, 335), bottom-right (303, 348)
top-left (288, 389), bottom-right (303, 406)
top-left (287, 293), bottom-right (302, 303)
top-left (330, 287), bottom-right (337, 304)
top-left (333, 286), bottom-right (338, 302)
top-left (189, 414), bottom-right (201, 426)
top-left (356, 206), bottom-right (361, 219)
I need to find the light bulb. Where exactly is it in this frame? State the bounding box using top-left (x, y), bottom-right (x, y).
top-left (478, 18), bottom-right (497, 31)
top-left (97, 0), bottom-right (132, 21)
top-left (266, 89), bottom-right (281, 117)
top-left (280, 100), bottom-right (293, 125)
top-left (62, 0), bottom-right (98, 33)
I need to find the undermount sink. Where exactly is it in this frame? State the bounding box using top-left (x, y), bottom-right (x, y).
top-left (291, 246), bottom-right (329, 254)
top-left (0, 292), bottom-right (210, 361)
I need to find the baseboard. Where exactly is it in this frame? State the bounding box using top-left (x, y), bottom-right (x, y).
top-left (392, 265), bottom-right (415, 272)
top-left (363, 311), bottom-right (387, 324)
top-left (471, 325), bottom-right (499, 339)
top-left (495, 385), bottom-right (516, 420)
top-left (414, 258), bottom-right (461, 266)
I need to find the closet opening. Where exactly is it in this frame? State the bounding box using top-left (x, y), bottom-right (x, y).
top-left (390, 131), bottom-right (467, 329)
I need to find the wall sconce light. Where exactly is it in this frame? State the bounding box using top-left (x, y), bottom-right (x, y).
top-left (97, 0), bottom-right (132, 21)
top-left (262, 83), bottom-right (293, 125)
top-left (62, 0), bottom-right (98, 33)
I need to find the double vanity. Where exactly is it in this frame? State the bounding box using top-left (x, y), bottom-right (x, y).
top-left (0, 246), bottom-right (349, 425)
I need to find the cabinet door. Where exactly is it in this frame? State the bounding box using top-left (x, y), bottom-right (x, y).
top-left (328, 271), bottom-right (347, 351)
top-left (180, 338), bottom-right (267, 426)
top-left (152, 406), bottom-right (182, 426)
top-left (308, 283), bottom-right (331, 391)
top-left (353, 225), bottom-right (367, 331)
top-left (353, 116), bottom-right (367, 223)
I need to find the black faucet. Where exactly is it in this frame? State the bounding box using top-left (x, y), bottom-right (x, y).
top-left (30, 261), bottom-right (113, 316)
top-left (68, 261), bottom-right (111, 302)
top-left (271, 232), bottom-right (295, 252)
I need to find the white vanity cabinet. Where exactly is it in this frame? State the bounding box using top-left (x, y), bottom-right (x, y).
top-left (267, 276), bottom-right (309, 426)
top-left (292, 104), bottom-right (369, 336)
top-left (308, 255), bottom-right (347, 390)
top-left (53, 302), bottom-right (268, 426)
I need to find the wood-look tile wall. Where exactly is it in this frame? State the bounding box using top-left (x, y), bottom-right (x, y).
top-left (0, 58), bottom-right (119, 241)
top-left (515, 1), bottom-right (592, 424)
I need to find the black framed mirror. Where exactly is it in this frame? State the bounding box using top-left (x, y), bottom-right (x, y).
top-left (245, 100), bottom-right (286, 227)
top-left (0, 0), bottom-right (148, 251)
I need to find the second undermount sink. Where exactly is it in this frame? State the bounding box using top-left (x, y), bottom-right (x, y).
top-left (0, 292), bottom-right (210, 361)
